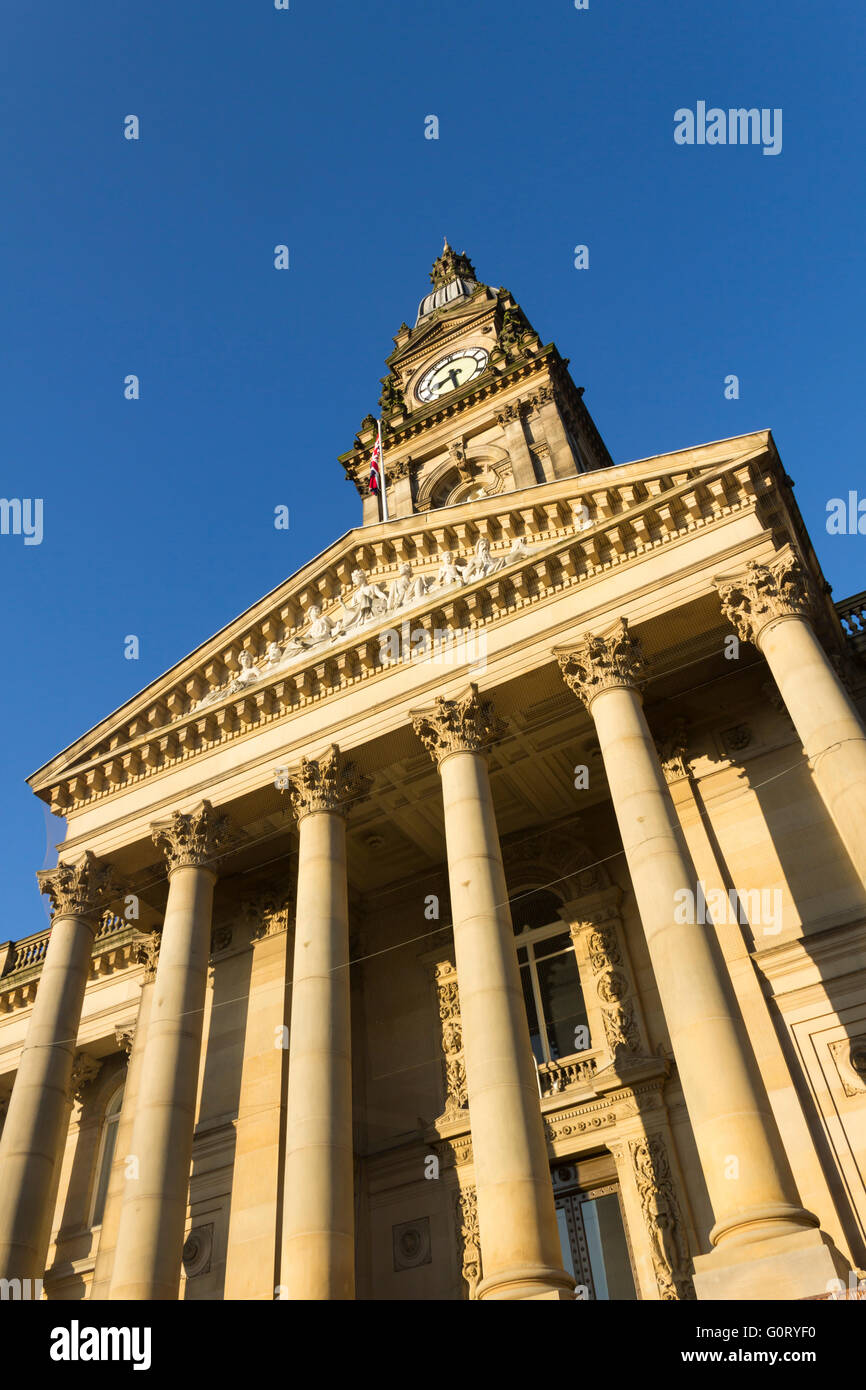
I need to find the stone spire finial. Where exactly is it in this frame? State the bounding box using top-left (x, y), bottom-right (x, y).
top-left (410, 682), bottom-right (506, 766)
top-left (285, 744), bottom-right (372, 821)
top-left (151, 799), bottom-right (231, 874)
top-left (429, 242), bottom-right (478, 290)
top-left (714, 549), bottom-right (814, 647)
top-left (556, 618), bottom-right (648, 711)
top-left (37, 851), bottom-right (121, 920)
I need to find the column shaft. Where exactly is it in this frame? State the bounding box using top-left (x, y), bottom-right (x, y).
top-left (280, 810), bottom-right (354, 1299)
top-left (109, 864), bottom-right (215, 1299)
top-left (90, 962), bottom-right (156, 1299)
top-left (590, 684), bottom-right (808, 1241)
top-left (759, 614), bottom-right (866, 890)
top-left (439, 748), bottom-right (573, 1300)
top-left (0, 912), bottom-right (95, 1280)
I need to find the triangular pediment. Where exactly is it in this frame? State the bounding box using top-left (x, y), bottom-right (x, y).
top-left (31, 430), bottom-right (792, 814)
top-left (387, 293), bottom-right (497, 372)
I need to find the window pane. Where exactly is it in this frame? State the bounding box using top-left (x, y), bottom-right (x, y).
top-left (519, 964), bottom-right (545, 1065)
top-left (511, 890), bottom-right (562, 935)
top-left (581, 1192), bottom-right (637, 1301)
top-left (535, 951), bottom-right (588, 1061)
top-left (91, 1117), bottom-right (119, 1227)
top-left (532, 932), bottom-right (571, 959)
top-left (555, 1205), bottom-right (576, 1280)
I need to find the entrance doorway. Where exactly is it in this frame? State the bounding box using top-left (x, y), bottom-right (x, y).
top-left (552, 1162), bottom-right (637, 1300)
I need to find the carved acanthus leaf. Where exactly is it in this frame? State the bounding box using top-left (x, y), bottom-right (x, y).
top-left (151, 800), bottom-right (231, 873)
top-left (714, 550), bottom-right (814, 646)
top-left (286, 744), bottom-right (372, 820)
top-left (37, 851), bottom-right (121, 920)
top-left (411, 682), bottom-right (506, 765)
top-left (557, 618), bottom-right (648, 710)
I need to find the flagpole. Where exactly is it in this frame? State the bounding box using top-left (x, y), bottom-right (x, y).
top-left (377, 418), bottom-right (389, 522)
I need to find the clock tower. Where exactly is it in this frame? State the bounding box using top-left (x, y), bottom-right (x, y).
top-left (340, 241), bottom-right (614, 524)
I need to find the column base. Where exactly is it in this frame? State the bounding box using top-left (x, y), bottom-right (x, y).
top-left (476, 1265), bottom-right (575, 1301)
top-left (692, 1228), bottom-right (851, 1301)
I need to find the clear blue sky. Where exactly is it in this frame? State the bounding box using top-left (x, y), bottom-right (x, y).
top-left (1, 1), bottom-right (863, 939)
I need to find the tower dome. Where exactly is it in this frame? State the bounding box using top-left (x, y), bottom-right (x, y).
top-left (414, 239), bottom-right (482, 326)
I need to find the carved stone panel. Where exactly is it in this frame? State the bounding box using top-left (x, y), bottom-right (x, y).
top-left (628, 1134), bottom-right (695, 1300)
top-left (454, 1184), bottom-right (481, 1299)
top-left (431, 960), bottom-right (468, 1120)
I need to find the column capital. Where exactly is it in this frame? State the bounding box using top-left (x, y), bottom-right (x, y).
top-left (713, 549), bottom-right (814, 647)
top-left (151, 799), bottom-right (230, 875)
top-left (410, 681), bottom-right (506, 767)
top-left (286, 743), bottom-right (371, 821)
top-left (36, 850), bottom-right (121, 921)
top-left (555, 617), bottom-right (647, 711)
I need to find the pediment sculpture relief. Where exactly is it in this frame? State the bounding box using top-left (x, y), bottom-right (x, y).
top-left (194, 536), bottom-right (535, 712)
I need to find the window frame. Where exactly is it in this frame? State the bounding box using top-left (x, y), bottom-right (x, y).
top-left (514, 914), bottom-right (590, 1066)
top-left (88, 1082), bottom-right (125, 1230)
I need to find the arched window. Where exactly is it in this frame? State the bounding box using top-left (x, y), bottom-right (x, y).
top-left (512, 889), bottom-right (590, 1064)
top-left (89, 1084), bottom-right (124, 1228)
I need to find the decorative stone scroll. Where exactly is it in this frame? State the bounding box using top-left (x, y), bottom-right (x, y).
top-left (557, 617), bottom-right (648, 711)
top-left (454, 1184), bottom-right (482, 1299)
top-left (135, 929), bottom-right (161, 982)
top-left (432, 960), bottom-right (468, 1119)
top-left (714, 549), bottom-right (814, 647)
top-left (653, 718), bottom-right (690, 783)
top-left (285, 743), bottom-right (372, 821)
top-left (69, 1051), bottom-right (103, 1106)
top-left (628, 1134), bottom-right (695, 1300)
top-left (36, 851), bottom-right (121, 921)
top-left (411, 682), bottom-right (506, 765)
top-left (151, 799), bottom-right (231, 874)
top-left (115, 1024), bottom-right (136, 1057)
top-left (242, 886), bottom-right (295, 941)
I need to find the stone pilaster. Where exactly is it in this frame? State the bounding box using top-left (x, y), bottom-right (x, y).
top-left (109, 801), bottom-right (229, 1300)
top-left (411, 684), bottom-right (574, 1301)
top-left (279, 745), bottom-right (370, 1299)
top-left (0, 852), bottom-right (120, 1282)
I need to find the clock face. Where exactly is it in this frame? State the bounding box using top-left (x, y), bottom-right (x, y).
top-left (415, 347), bottom-right (489, 403)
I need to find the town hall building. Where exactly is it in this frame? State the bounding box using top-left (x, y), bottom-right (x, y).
top-left (1, 243), bottom-right (865, 1301)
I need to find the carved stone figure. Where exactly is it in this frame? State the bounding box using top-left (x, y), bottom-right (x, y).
top-left (629, 1135), bottom-right (695, 1300)
top-left (387, 562), bottom-right (428, 612)
top-left (227, 650), bottom-right (261, 693)
top-left (282, 603), bottom-right (341, 657)
top-left (462, 538), bottom-right (505, 582)
top-left (340, 569), bottom-right (389, 629)
top-left (434, 550), bottom-right (465, 589)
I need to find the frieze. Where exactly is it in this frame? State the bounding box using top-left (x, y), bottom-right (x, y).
top-left (45, 452), bottom-right (792, 815)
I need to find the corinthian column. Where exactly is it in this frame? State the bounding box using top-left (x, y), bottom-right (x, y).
top-left (109, 801), bottom-right (229, 1300)
top-left (411, 684), bottom-right (574, 1301)
top-left (715, 547), bottom-right (866, 894)
top-left (0, 852), bottom-right (119, 1281)
top-left (279, 745), bottom-right (370, 1300)
top-left (557, 620), bottom-right (847, 1299)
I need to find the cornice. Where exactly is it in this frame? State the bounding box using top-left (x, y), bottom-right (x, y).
top-left (35, 437), bottom-right (808, 819)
